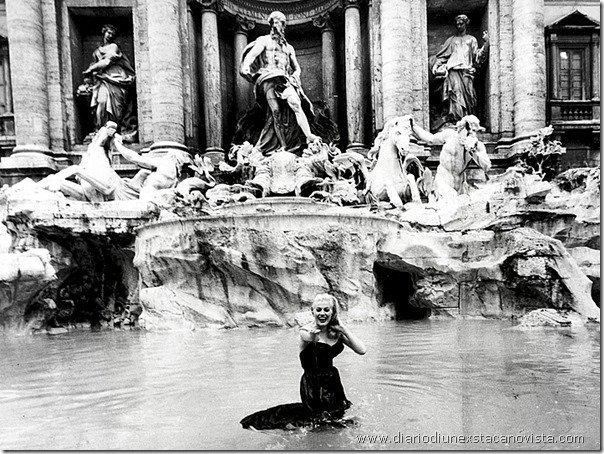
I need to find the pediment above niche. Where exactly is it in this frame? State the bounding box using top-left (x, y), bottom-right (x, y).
top-left (218, 0), bottom-right (341, 25)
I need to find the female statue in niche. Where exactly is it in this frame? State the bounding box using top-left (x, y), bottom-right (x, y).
top-left (81, 24), bottom-right (137, 141)
top-left (430, 14), bottom-right (488, 131)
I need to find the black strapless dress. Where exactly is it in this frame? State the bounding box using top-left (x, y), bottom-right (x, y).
top-left (240, 339), bottom-right (352, 430)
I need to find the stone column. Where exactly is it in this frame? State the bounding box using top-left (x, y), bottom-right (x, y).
top-left (183, 1), bottom-right (200, 147)
top-left (380, 0), bottom-right (412, 122)
top-left (147, 0), bottom-right (185, 144)
top-left (410, 0), bottom-right (428, 127)
top-left (313, 13), bottom-right (337, 120)
top-left (511, 0), bottom-right (546, 138)
top-left (344, 0), bottom-right (365, 151)
top-left (201, 0), bottom-right (223, 153)
top-left (498, 0), bottom-right (514, 136)
top-left (5, 0), bottom-right (50, 153)
top-left (487, 0), bottom-right (501, 133)
top-left (367, 0), bottom-right (383, 132)
top-left (234, 15), bottom-right (255, 120)
top-left (591, 33), bottom-right (600, 100)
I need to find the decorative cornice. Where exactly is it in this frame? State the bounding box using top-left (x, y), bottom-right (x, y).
top-left (220, 0), bottom-right (341, 26)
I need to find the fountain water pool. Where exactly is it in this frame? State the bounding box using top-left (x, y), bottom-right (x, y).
top-left (0, 319), bottom-right (598, 450)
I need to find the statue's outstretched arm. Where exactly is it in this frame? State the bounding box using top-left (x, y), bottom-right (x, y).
top-left (113, 135), bottom-right (157, 171)
top-left (411, 122), bottom-right (446, 146)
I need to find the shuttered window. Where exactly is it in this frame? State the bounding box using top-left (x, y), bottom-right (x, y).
top-left (558, 48), bottom-right (586, 100)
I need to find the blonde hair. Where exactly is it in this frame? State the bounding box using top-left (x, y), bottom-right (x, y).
top-left (312, 293), bottom-right (339, 319)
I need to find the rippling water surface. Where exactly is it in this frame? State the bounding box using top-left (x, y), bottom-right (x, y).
top-left (0, 320), bottom-right (599, 450)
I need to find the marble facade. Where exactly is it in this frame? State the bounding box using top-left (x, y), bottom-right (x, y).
top-left (0, 0), bottom-right (599, 182)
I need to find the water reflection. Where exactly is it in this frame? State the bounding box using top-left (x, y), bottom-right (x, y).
top-left (0, 320), bottom-right (599, 450)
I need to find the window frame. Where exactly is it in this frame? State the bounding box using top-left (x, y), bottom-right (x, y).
top-left (547, 33), bottom-right (593, 101)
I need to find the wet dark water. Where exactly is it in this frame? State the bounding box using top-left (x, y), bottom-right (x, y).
top-left (0, 320), bottom-right (599, 450)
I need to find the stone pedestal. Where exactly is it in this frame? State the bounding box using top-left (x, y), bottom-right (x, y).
top-left (234, 16), bottom-right (255, 120)
top-left (0, 152), bottom-right (71, 185)
top-left (147, 0), bottom-right (185, 144)
top-left (512, 0), bottom-right (546, 138)
top-left (313, 14), bottom-right (337, 119)
top-left (344, 1), bottom-right (365, 151)
top-left (201, 2), bottom-right (223, 153)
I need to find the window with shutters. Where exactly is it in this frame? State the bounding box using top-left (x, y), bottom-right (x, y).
top-left (545, 10), bottom-right (599, 123)
top-left (558, 48), bottom-right (586, 100)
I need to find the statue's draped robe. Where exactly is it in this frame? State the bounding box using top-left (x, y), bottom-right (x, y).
top-left (432, 34), bottom-right (487, 122)
top-left (90, 43), bottom-right (136, 133)
top-left (238, 39), bottom-right (315, 155)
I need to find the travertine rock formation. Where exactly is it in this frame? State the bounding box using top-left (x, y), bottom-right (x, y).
top-left (0, 179), bottom-right (156, 331)
top-left (134, 198), bottom-right (598, 329)
top-left (0, 167), bottom-right (599, 331)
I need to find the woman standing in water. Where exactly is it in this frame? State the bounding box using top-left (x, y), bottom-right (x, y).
top-left (241, 293), bottom-right (366, 430)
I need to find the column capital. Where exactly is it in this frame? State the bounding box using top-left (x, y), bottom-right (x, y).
top-left (199, 0), bottom-right (219, 12)
top-left (312, 13), bottom-right (334, 32)
top-left (234, 15), bottom-right (255, 35)
top-left (343, 0), bottom-right (363, 10)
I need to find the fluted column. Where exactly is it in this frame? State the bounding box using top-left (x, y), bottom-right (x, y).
top-left (313, 13), bottom-right (337, 119)
top-left (234, 15), bottom-right (255, 120)
top-left (512, 0), bottom-right (546, 137)
top-left (380, 0), bottom-right (412, 122)
top-left (344, 0), bottom-right (365, 151)
top-left (6, 0), bottom-right (50, 153)
top-left (201, 0), bottom-right (223, 152)
top-left (147, 0), bottom-right (185, 143)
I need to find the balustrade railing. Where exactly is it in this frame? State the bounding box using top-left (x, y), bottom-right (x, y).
top-left (549, 100), bottom-right (599, 122)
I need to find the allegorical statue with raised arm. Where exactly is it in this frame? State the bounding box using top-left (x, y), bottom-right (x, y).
top-left (82, 24), bottom-right (137, 139)
top-left (431, 14), bottom-right (488, 128)
top-left (240, 11), bottom-right (320, 154)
